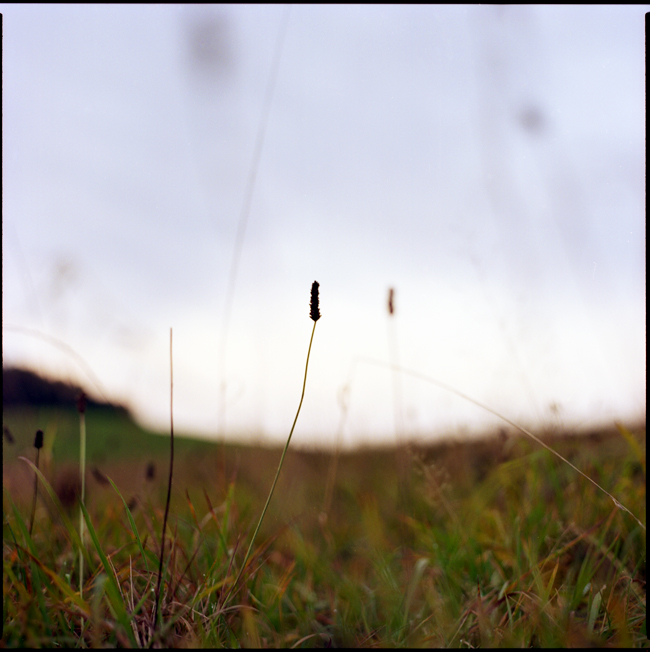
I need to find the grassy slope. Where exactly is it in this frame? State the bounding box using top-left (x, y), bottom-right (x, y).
top-left (2, 406), bottom-right (215, 465)
top-left (2, 407), bottom-right (646, 647)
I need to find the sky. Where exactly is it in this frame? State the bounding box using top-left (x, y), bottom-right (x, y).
top-left (2, 5), bottom-right (646, 450)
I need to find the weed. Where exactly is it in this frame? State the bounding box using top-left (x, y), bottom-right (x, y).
top-left (222, 281), bottom-right (321, 608)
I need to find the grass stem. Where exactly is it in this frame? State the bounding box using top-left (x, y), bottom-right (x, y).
top-left (28, 430), bottom-right (44, 536)
top-left (152, 328), bottom-right (175, 644)
top-left (77, 394), bottom-right (86, 599)
top-left (224, 285), bottom-right (319, 606)
top-left (387, 288), bottom-right (410, 505)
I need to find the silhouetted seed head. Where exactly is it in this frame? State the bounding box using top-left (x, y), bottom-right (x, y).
top-left (77, 391), bottom-right (87, 414)
top-left (3, 426), bottom-right (15, 445)
top-left (310, 281), bottom-right (321, 322)
top-left (146, 461), bottom-right (156, 481)
top-left (54, 468), bottom-right (82, 511)
top-left (91, 466), bottom-right (110, 487)
top-left (388, 288), bottom-right (395, 316)
top-left (34, 429), bottom-right (44, 450)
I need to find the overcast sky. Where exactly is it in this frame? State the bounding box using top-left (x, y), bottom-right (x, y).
top-left (2, 5), bottom-right (646, 449)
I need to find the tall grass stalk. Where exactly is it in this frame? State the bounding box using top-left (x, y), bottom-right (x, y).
top-left (387, 287), bottom-right (410, 506)
top-left (386, 288), bottom-right (404, 443)
top-left (217, 6), bottom-right (291, 448)
top-left (77, 392), bottom-right (87, 606)
top-left (28, 429), bottom-right (44, 536)
top-left (152, 327), bottom-right (175, 643)
top-left (224, 281), bottom-right (320, 605)
top-left (321, 383), bottom-right (349, 519)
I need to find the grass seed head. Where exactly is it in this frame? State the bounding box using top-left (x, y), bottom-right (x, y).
top-left (146, 461), bottom-right (156, 481)
top-left (388, 288), bottom-right (395, 315)
top-left (91, 466), bottom-right (110, 486)
top-left (310, 281), bottom-right (321, 322)
top-left (3, 426), bottom-right (16, 445)
top-left (54, 467), bottom-right (82, 510)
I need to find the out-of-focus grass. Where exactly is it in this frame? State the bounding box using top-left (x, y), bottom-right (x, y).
top-left (2, 410), bottom-right (646, 647)
top-left (2, 406), bottom-right (217, 464)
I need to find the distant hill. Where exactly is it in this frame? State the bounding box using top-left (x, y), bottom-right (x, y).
top-left (2, 367), bottom-right (129, 415)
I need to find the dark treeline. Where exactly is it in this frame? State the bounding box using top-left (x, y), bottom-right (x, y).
top-left (2, 367), bottom-right (128, 415)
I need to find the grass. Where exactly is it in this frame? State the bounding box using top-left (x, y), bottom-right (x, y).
top-left (152, 329), bottom-right (175, 640)
top-left (3, 407), bottom-right (646, 647)
top-left (223, 282), bottom-right (320, 608)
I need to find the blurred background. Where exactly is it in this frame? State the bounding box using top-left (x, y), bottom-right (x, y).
top-left (2, 5), bottom-right (646, 449)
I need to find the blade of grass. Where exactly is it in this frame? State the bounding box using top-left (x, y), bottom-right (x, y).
top-left (78, 499), bottom-right (138, 647)
top-left (18, 457), bottom-right (88, 564)
top-left (17, 544), bottom-right (92, 618)
top-left (202, 487), bottom-right (230, 558)
top-left (615, 422), bottom-right (645, 472)
top-left (106, 476), bottom-right (152, 573)
top-left (6, 496), bottom-right (52, 632)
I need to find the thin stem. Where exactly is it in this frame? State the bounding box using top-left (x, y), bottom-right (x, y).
top-left (28, 448), bottom-right (40, 536)
top-left (152, 328), bottom-right (174, 644)
top-left (387, 301), bottom-right (403, 444)
top-left (77, 403), bottom-right (86, 639)
top-left (387, 299), bottom-right (409, 504)
top-left (224, 319), bottom-right (317, 605)
top-left (218, 6), bottom-right (291, 441)
top-left (322, 378), bottom-right (352, 517)
top-left (79, 410), bottom-right (86, 597)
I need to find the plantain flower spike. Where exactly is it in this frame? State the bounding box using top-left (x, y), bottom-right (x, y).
top-left (34, 429), bottom-right (44, 450)
top-left (77, 391), bottom-right (87, 414)
top-left (310, 281), bottom-right (321, 322)
top-left (388, 288), bottom-right (395, 316)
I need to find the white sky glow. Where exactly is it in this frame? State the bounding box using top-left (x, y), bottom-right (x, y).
top-left (2, 5), bottom-right (646, 449)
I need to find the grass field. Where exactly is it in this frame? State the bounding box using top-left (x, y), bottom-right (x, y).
top-left (2, 406), bottom-right (646, 647)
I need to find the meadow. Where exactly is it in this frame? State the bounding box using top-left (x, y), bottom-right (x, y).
top-left (2, 400), bottom-right (646, 647)
top-left (4, 8), bottom-right (646, 647)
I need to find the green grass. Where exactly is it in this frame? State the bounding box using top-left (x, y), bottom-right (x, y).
top-left (2, 406), bottom-right (646, 647)
top-left (2, 405), bottom-right (218, 465)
